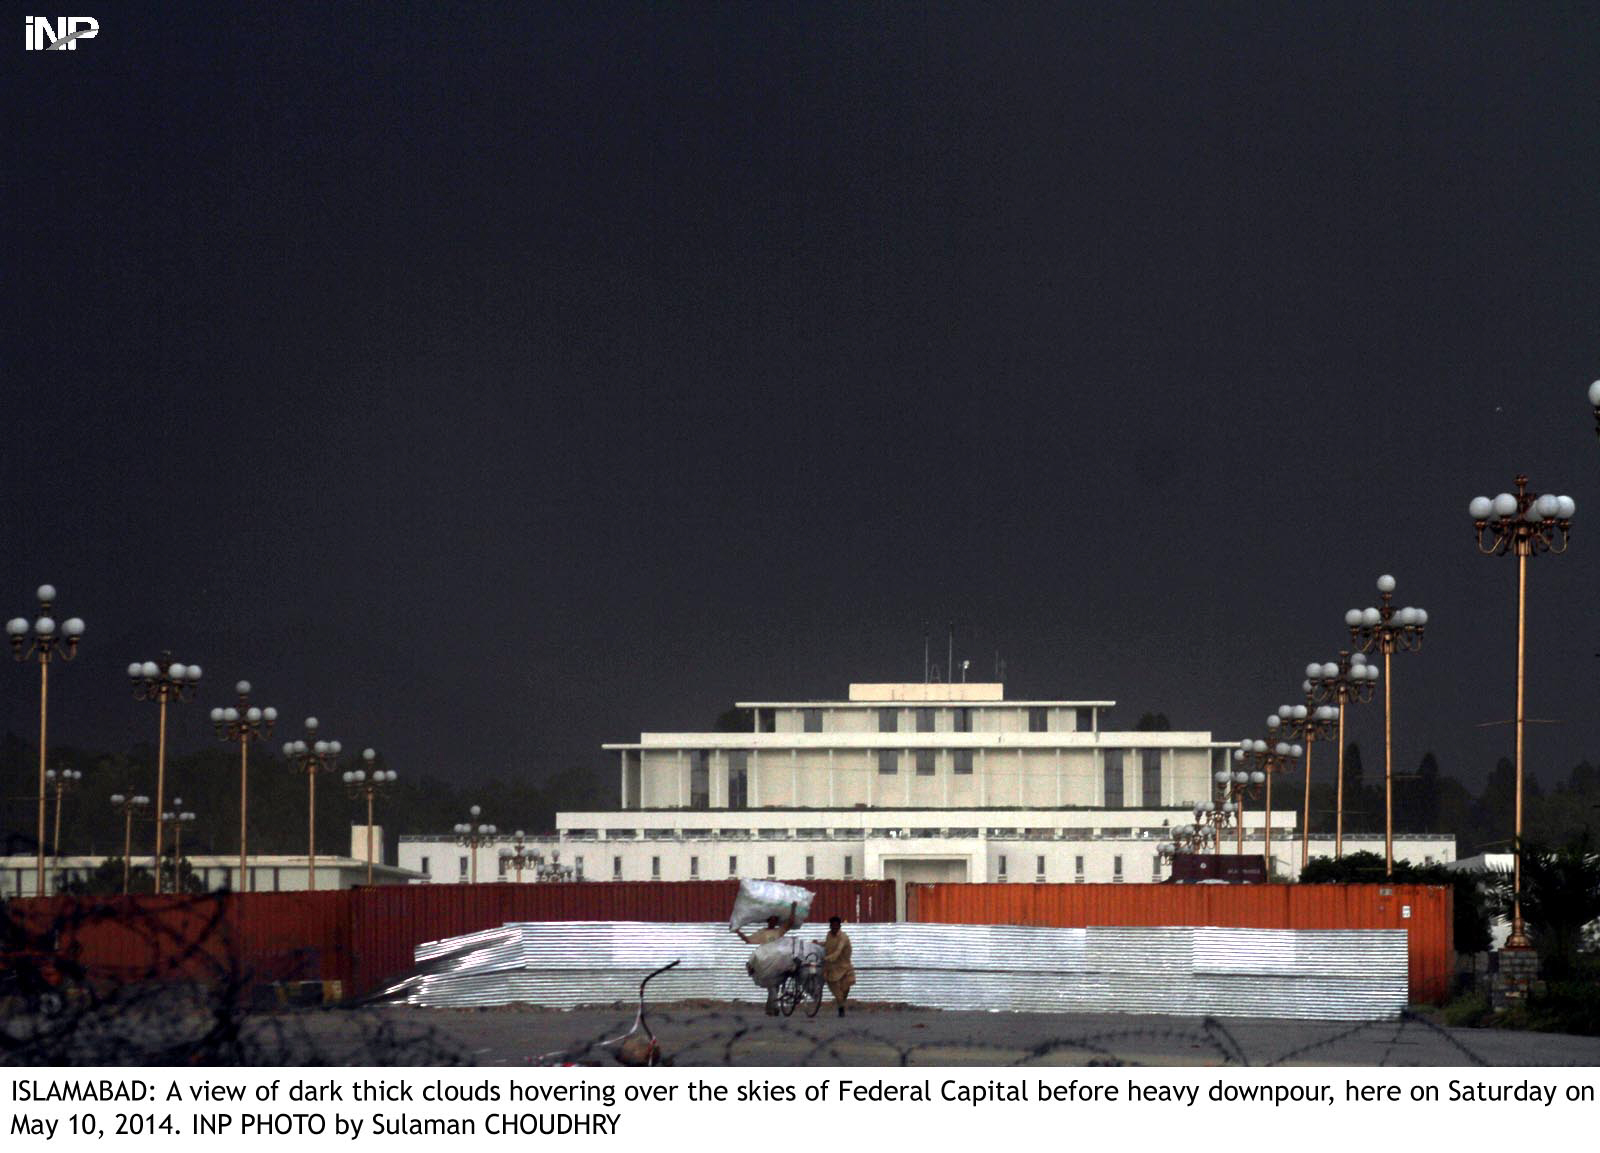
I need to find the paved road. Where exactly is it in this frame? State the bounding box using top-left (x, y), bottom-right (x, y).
top-left (288, 1002), bottom-right (1600, 1067)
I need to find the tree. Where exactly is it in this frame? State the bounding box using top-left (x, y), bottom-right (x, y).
top-left (1497, 832), bottom-right (1600, 976)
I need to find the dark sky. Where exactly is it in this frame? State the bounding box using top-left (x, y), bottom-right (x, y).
top-left (4, 3), bottom-right (1598, 803)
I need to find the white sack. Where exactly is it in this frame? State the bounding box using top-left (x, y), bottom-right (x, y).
top-left (746, 938), bottom-right (824, 989)
top-left (728, 878), bottom-right (813, 930)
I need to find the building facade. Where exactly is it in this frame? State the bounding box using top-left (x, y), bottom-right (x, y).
top-left (398, 682), bottom-right (1456, 906)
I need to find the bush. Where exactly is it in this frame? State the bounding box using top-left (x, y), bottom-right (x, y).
top-left (1298, 852), bottom-right (1493, 954)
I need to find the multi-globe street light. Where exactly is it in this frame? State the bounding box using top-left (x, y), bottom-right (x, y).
top-left (1346, 576), bottom-right (1428, 877)
top-left (158, 798), bottom-right (197, 891)
top-left (1588, 380), bottom-right (1600, 438)
top-left (45, 767), bottom-right (83, 858)
top-left (7, 585), bottom-right (85, 896)
top-left (109, 792), bottom-right (151, 895)
top-left (343, 749), bottom-right (397, 887)
top-left (129, 655), bottom-right (203, 892)
top-left (1469, 475), bottom-right (1575, 949)
top-left (454, 806), bottom-right (497, 885)
top-left (1270, 701), bottom-right (1338, 872)
top-left (498, 830), bottom-right (538, 883)
top-left (211, 681), bottom-right (277, 892)
top-left (1235, 733), bottom-right (1301, 872)
top-left (283, 718), bottom-right (342, 891)
top-left (1305, 651), bottom-right (1379, 858)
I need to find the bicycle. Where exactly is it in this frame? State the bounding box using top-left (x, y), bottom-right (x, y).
top-left (775, 954), bottom-right (824, 1018)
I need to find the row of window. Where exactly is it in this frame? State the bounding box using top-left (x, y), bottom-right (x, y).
top-left (611, 854), bottom-right (853, 881)
top-left (675, 747), bottom-right (1166, 810)
top-left (766, 707), bottom-right (1097, 733)
top-left (995, 853), bottom-right (1164, 882)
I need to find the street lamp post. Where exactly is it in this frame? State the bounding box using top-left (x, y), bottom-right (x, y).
top-left (498, 830), bottom-right (537, 883)
top-left (1469, 476), bottom-right (1575, 949)
top-left (158, 799), bottom-right (197, 892)
top-left (45, 767), bottom-right (82, 857)
top-left (109, 792), bottom-right (151, 895)
top-left (343, 749), bottom-right (397, 887)
top-left (1235, 733), bottom-right (1302, 874)
top-left (283, 719), bottom-right (341, 891)
top-left (129, 656), bottom-right (203, 892)
top-left (1305, 652), bottom-right (1379, 857)
top-left (1272, 701), bottom-right (1338, 871)
top-left (211, 681), bottom-right (277, 893)
top-left (7, 585), bottom-right (85, 897)
top-left (454, 806), bottom-right (497, 884)
top-left (1346, 576), bottom-right (1428, 877)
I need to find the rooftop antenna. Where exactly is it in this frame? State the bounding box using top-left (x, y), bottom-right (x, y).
top-left (994, 650), bottom-right (1006, 682)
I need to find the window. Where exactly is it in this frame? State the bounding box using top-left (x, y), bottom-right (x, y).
top-left (878, 708), bottom-right (898, 733)
top-left (1140, 749), bottom-right (1162, 807)
top-left (916, 749), bottom-right (935, 776)
top-left (575, 855), bottom-right (584, 879)
top-left (420, 856), bottom-right (430, 876)
top-left (612, 855), bottom-right (622, 879)
top-left (1075, 706), bottom-right (1094, 733)
top-left (805, 856), bottom-right (814, 878)
top-left (1113, 855), bottom-right (1124, 882)
top-left (689, 856), bottom-right (699, 878)
top-left (727, 751), bottom-right (749, 810)
top-left (498, 854), bottom-right (509, 877)
top-left (651, 856), bottom-right (661, 878)
top-left (1029, 707), bottom-right (1049, 732)
top-left (998, 854), bottom-right (1008, 879)
top-left (459, 856), bottom-right (469, 878)
top-left (1074, 855), bottom-right (1085, 877)
top-left (953, 749), bottom-right (974, 775)
top-left (843, 854), bottom-right (853, 877)
top-left (877, 749), bottom-right (898, 775)
top-left (757, 708), bottom-right (776, 732)
top-left (1103, 749), bottom-right (1126, 809)
top-left (728, 855), bottom-right (738, 876)
top-left (690, 751), bottom-right (710, 810)
top-left (803, 708), bottom-right (822, 733)
top-left (954, 707), bottom-right (972, 733)
top-left (1035, 855), bottom-right (1046, 881)
top-left (916, 708), bottom-right (934, 733)
top-left (1152, 854), bottom-right (1162, 880)
top-left (766, 855), bottom-right (776, 878)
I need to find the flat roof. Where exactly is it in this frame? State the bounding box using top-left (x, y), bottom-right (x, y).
top-left (736, 700), bottom-right (1115, 709)
top-left (605, 731), bottom-right (1222, 750)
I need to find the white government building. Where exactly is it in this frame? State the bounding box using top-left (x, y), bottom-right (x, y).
top-left (399, 682), bottom-right (1455, 908)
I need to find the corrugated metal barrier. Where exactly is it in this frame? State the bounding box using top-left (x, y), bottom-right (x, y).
top-left (380, 921), bottom-right (1410, 1020)
top-left (905, 883), bottom-right (1453, 1004)
top-left (5, 879), bottom-right (895, 999)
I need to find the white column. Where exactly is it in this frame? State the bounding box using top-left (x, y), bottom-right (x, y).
top-left (980, 749), bottom-right (988, 806)
top-left (1017, 747), bottom-right (1024, 807)
top-left (1055, 748), bottom-right (1063, 807)
top-left (677, 750), bottom-right (685, 808)
top-left (791, 749), bottom-right (799, 806)
top-left (828, 749), bottom-right (836, 807)
top-left (620, 753), bottom-right (629, 809)
top-left (751, 750), bottom-right (760, 807)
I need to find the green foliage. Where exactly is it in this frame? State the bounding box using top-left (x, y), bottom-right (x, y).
top-left (1298, 850), bottom-right (1493, 954)
top-left (1492, 832), bottom-right (1600, 975)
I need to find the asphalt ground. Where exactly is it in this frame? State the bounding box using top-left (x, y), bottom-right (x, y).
top-left (279, 1001), bottom-right (1600, 1067)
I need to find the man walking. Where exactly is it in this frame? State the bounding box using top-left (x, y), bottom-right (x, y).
top-left (822, 915), bottom-right (855, 1017)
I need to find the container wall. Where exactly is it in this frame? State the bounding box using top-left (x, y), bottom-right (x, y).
top-left (7, 879), bottom-right (894, 1000)
top-left (906, 883), bottom-right (1453, 1004)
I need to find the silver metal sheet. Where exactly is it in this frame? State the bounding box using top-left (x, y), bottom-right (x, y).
top-left (380, 921), bottom-right (1407, 1020)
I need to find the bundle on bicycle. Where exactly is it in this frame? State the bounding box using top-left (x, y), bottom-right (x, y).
top-left (730, 878), bottom-right (824, 1017)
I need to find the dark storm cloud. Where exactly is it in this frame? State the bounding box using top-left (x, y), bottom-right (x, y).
top-left (3, 3), bottom-right (1598, 801)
